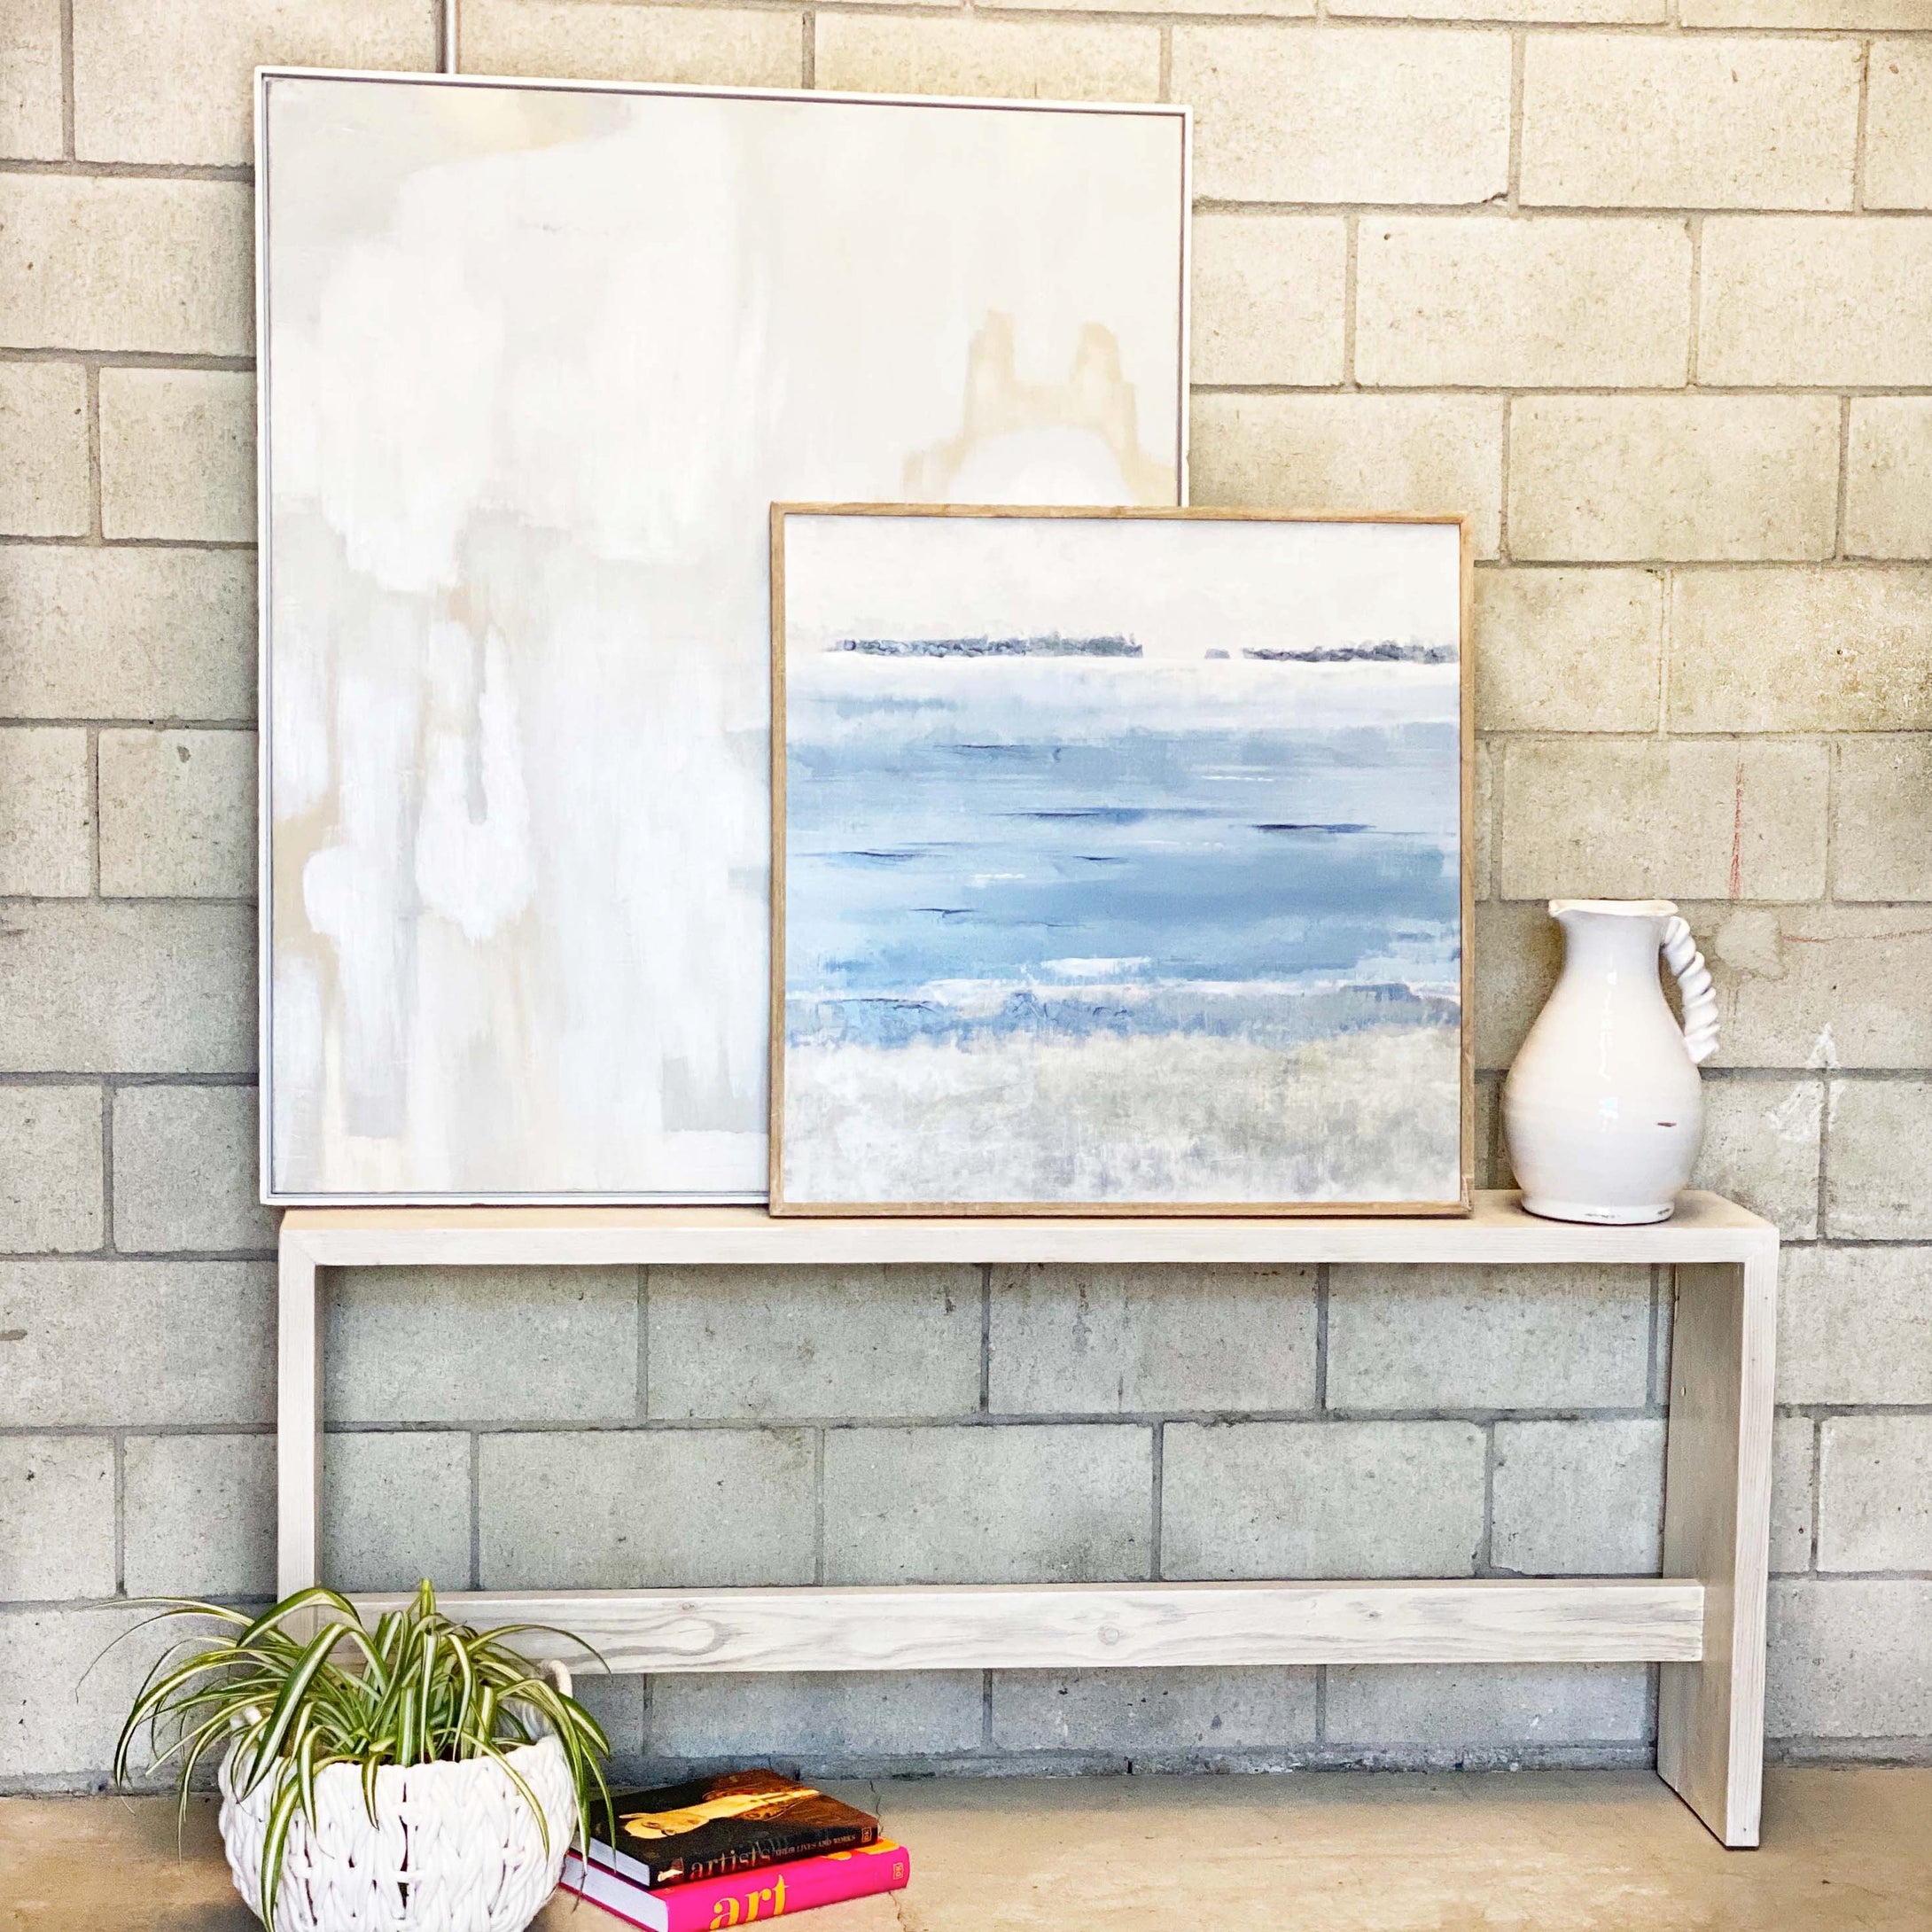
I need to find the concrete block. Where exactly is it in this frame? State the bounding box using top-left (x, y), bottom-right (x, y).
top-left (1690, 904), bottom-right (1932, 1070)
top-left (97, 370), bottom-right (253, 544)
top-left (1519, 35), bottom-right (1859, 211)
top-left (329, 1266), bottom-right (638, 1424)
top-left (1652, 1281), bottom-right (1673, 1407)
top-left (1844, 401), bottom-right (1932, 561)
top-left (1684, 0), bottom-right (1928, 20)
top-left (1474, 899), bottom-right (1562, 1074)
top-left (73, 0), bottom-right (432, 165)
top-left (570, 1673), bottom-right (644, 1764)
top-left (814, 16), bottom-right (1161, 102)
top-left (112, 1085), bottom-right (271, 1255)
top-left (992, 1668), bottom-right (1318, 1754)
top-left (1474, 1071), bottom-right (1501, 1188)
top-left (1701, 217), bottom-right (1932, 387)
top-left (1172, 27), bottom-right (1511, 206)
top-left (323, 1431), bottom-right (471, 1595)
top-left (464, 0), bottom-right (803, 88)
top-left (97, 728), bottom-right (254, 900)
top-left (1766, 1578), bottom-right (1932, 1738)
top-left (1825, 1079), bottom-right (1932, 1239)
top-left (1818, 1414), bottom-right (1932, 1572)
top-left (1507, 395), bottom-right (1839, 563)
top-left (0, 1437), bottom-right (116, 1600)
top-left (1691, 1078), bottom-right (1822, 1240)
top-left (0, 1086), bottom-right (104, 1256)
top-left (648, 1673), bottom-right (985, 1761)
top-left (1771, 1414), bottom-right (1815, 1574)
top-left (1777, 1245), bottom-right (1932, 1406)
top-left (0, 727), bottom-right (91, 897)
top-left (1866, 43), bottom-right (1932, 210)
top-left (1339, 0), bottom-right (1661, 17)
top-left (1162, 1421), bottom-right (1486, 1579)
top-left (0, 547), bottom-right (256, 721)
top-left (0, 364), bottom-right (90, 536)
top-left (824, 1425), bottom-right (1151, 1585)
top-left (122, 1432), bottom-right (273, 1598)
top-left (988, 1264), bottom-right (1318, 1415)
top-left (1492, 1418), bottom-right (1665, 1576)
top-left (1836, 736), bottom-right (1932, 900)
top-left (0, 0), bottom-right (63, 158)
top-left (0, 1604), bottom-right (174, 1778)
top-left (648, 1264), bottom-right (981, 1422)
top-left (1497, 738), bottom-right (1826, 903)
top-left (1191, 394), bottom-right (1504, 558)
top-left (0, 1259), bottom-right (273, 1425)
top-left (1191, 214), bottom-right (1347, 388)
top-left (479, 1429), bottom-right (816, 1589)
top-left (1472, 740), bottom-right (1493, 903)
top-left (1667, 568), bottom-right (1932, 733)
top-left (983, 0), bottom-right (1313, 15)
top-left (1356, 218), bottom-right (1690, 389)
top-left (0, 902), bottom-right (254, 1075)
top-left (1328, 1265), bottom-right (1652, 1410)
top-left (0, 176), bottom-right (252, 354)
top-left (1326, 1663), bottom-right (1650, 1747)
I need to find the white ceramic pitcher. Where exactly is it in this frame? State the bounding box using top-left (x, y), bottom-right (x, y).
top-left (1502, 900), bottom-right (1720, 1225)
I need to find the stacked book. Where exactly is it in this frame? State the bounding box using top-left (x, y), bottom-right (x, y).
top-left (560, 1770), bottom-right (910, 1929)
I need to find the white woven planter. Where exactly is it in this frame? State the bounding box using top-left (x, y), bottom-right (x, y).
top-left (216, 1734), bottom-right (577, 1932)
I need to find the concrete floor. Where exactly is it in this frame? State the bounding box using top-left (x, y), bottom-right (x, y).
top-left (3, 1768), bottom-right (1928, 1930)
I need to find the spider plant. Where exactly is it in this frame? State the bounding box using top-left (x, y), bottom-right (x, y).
top-left (108, 1580), bottom-right (613, 1930)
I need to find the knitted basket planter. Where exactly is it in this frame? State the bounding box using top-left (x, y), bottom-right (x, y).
top-left (216, 1733), bottom-right (577, 1932)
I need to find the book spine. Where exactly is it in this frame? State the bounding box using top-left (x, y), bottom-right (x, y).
top-left (559, 1855), bottom-right (666, 1932)
top-left (660, 1842), bottom-right (911, 1930)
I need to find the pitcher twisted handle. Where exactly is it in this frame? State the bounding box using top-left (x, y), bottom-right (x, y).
top-left (1662, 915), bottom-right (1719, 1065)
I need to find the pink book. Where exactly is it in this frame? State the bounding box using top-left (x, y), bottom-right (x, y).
top-left (559, 1839), bottom-right (911, 1931)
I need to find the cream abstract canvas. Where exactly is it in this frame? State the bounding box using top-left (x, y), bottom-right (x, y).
top-left (257, 71), bottom-right (1188, 1202)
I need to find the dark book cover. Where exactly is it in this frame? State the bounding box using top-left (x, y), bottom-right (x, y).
top-left (591, 1770), bottom-right (880, 1888)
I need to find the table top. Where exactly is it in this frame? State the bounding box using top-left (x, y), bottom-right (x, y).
top-left (278, 1188), bottom-right (1776, 1266)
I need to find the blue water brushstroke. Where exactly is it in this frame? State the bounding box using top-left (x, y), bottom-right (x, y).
top-left (792, 981), bottom-right (1459, 1051)
top-left (783, 670), bottom-right (1461, 1051)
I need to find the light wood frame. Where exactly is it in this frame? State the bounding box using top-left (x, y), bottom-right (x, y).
top-left (767, 505), bottom-right (1475, 1218)
top-left (277, 1189), bottom-right (1776, 1847)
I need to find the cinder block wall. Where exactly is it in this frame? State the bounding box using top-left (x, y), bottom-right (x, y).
top-left (3, 0), bottom-right (1928, 1789)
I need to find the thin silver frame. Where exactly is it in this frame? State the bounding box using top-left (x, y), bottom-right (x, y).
top-left (253, 66), bottom-right (1191, 1205)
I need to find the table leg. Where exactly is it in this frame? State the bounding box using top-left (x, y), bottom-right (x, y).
top-left (276, 1229), bottom-right (323, 1599)
top-left (1656, 1253), bottom-right (1778, 1847)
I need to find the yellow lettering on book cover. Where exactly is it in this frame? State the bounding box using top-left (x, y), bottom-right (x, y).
top-left (712, 1873), bottom-right (786, 1927)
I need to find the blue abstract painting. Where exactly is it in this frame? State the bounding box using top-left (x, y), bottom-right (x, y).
top-left (774, 511), bottom-right (1466, 1210)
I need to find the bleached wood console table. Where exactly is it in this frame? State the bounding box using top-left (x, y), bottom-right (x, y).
top-left (275, 1189), bottom-right (1776, 1847)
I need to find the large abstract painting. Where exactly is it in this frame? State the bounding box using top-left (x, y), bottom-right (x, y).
top-left (258, 72), bottom-right (1188, 1203)
top-left (771, 509), bottom-right (1471, 1214)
